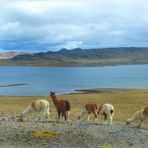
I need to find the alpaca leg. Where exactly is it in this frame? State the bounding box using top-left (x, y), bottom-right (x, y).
top-left (108, 115), bottom-right (113, 125)
top-left (98, 113), bottom-right (104, 124)
top-left (136, 119), bottom-right (145, 128)
top-left (64, 112), bottom-right (67, 122)
top-left (62, 112), bottom-right (65, 122)
top-left (43, 111), bottom-right (47, 121)
top-left (64, 112), bottom-right (70, 122)
top-left (67, 111), bottom-right (70, 122)
top-left (111, 112), bottom-right (114, 123)
top-left (95, 117), bottom-right (98, 123)
top-left (36, 112), bottom-right (40, 121)
top-left (58, 112), bottom-right (61, 122)
top-left (136, 121), bottom-right (142, 128)
top-left (93, 111), bottom-right (98, 123)
top-left (104, 112), bottom-right (108, 125)
top-left (104, 117), bottom-right (108, 125)
top-left (87, 113), bottom-right (91, 121)
top-left (111, 111), bottom-right (114, 125)
top-left (98, 112), bottom-right (107, 125)
top-left (44, 105), bottom-right (50, 119)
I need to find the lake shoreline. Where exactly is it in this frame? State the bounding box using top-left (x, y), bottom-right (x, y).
top-left (0, 88), bottom-right (148, 96)
top-left (68, 88), bottom-right (148, 95)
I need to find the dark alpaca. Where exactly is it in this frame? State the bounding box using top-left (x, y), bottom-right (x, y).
top-left (50, 91), bottom-right (70, 122)
top-left (78, 103), bottom-right (98, 122)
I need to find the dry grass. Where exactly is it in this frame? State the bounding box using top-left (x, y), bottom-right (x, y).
top-left (0, 89), bottom-right (148, 123)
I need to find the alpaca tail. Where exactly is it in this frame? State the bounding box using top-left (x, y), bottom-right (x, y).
top-left (44, 103), bottom-right (50, 118)
top-left (110, 109), bottom-right (114, 114)
top-left (65, 101), bottom-right (71, 111)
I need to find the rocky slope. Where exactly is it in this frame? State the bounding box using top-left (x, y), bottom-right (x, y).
top-left (0, 113), bottom-right (147, 148)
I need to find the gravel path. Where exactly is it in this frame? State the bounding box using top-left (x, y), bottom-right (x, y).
top-left (0, 113), bottom-right (148, 148)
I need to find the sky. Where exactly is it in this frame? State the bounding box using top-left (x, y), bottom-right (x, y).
top-left (0, 0), bottom-right (148, 52)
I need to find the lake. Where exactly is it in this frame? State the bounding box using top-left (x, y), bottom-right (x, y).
top-left (0, 65), bottom-right (148, 96)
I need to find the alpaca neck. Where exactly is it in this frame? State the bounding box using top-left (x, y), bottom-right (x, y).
top-left (98, 104), bottom-right (104, 114)
top-left (51, 95), bottom-right (58, 106)
top-left (21, 105), bottom-right (33, 117)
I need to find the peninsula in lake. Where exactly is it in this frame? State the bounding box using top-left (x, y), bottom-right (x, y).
top-left (0, 47), bottom-right (148, 66)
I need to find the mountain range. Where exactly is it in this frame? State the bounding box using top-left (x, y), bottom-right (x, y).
top-left (0, 47), bottom-right (148, 66)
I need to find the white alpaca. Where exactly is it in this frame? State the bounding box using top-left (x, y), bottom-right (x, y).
top-left (98, 103), bottom-right (114, 125)
top-left (126, 106), bottom-right (148, 128)
top-left (19, 99), bottom-right (50, 121)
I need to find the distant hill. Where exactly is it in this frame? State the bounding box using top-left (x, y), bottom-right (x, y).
top-left (0, 52), bottom-right (26, 59)
top-left (0, 47), bottom-right (148, 66)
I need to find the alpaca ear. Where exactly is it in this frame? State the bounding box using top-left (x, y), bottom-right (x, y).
top-left (50, 91), bottom-right (55, 94)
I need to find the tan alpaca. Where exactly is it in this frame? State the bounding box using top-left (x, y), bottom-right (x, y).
top-left (126, 106), bottom-right (148, 128)
top-left (19, 99), bottom-right (50, 121)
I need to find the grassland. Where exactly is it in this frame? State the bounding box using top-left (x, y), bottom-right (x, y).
top-left (0, 89), bottom-right (148, 123)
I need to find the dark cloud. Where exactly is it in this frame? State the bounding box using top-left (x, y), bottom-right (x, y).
top-left (0, 0), bottom-right (148, 52)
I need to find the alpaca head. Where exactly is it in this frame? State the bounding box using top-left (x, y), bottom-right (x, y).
top-left (17, 113), bottom-right (24, 122)
top-left (78, 116), bottom-right (81, 120)
top-left (50, 91), bottom-right (55, 97)
top-left (50, 91), bottom-right (58, 105)
top-left (126, 119), bottom-right (130, 125)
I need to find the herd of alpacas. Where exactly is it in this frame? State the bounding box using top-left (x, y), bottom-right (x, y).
top-left (19, 91), bottom-right (148, 128)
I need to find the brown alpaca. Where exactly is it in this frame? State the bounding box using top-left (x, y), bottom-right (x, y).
top-left (78, 103), bottom-right (98, 122)
top-left (143, 106), bottom-right (148, 117)
top-left (50, 91), bottom-right (70, 122)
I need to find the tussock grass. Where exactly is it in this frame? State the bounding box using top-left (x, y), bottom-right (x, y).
top-left (32, 131), bottom-right (58, 138)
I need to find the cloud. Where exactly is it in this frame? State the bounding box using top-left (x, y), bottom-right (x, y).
top-left (0, 0), bottom-right (148, 52)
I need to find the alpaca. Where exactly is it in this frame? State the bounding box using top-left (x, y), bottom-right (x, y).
top-left (98, 103), bottom-right (114, 125)
top-left (18, 99), bottom-right (50, 122)
top-left (126, 106), bottom-right (148, 128)
top-left (50, 91), bottom-right (70, 122)
top-left (78, 103), bottom-right (98, 122)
